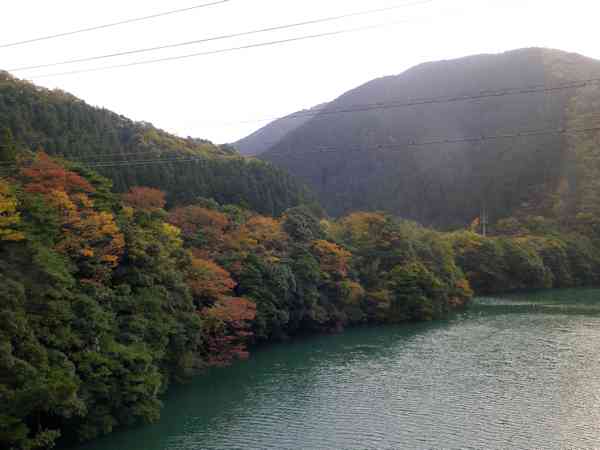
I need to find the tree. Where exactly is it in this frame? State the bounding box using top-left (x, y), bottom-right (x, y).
top-left (186, 257), bottom-right (236, 305)
top-left (21, 152), bottom-right (94, 195)
top-left (0, 127), bottom-right (17, 162)
top-left (282, 206), bottom-right (324, 243)
top-left (122, 187), bottom-right (166, 212)
top-left (0, 180), bottom-right (24, 242)
top-left (167, 205), bottom-right (228, 252)
top-left (388, 261), bottom-right (443, 322)
top-left (311, 239), bottom-right (351, 278)
top-left (201, 297), bottom-right (257, 366)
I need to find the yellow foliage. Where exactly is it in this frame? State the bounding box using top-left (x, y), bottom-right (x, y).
top-left (122, 206), bottom-right (134, 219)
top-left (0, 180), bottom-right (25, 242)
top-left (311, 239), bottom-right (351, 276)
top-left (337, 212), bottom-right (388, 246)
top-left (162, 222), bottom-right (182, 245)
top-left (224, 215), bottom-right (287, 258)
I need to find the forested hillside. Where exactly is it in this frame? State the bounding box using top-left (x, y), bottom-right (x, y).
top-left (5, 47), bottom-right (600, 450)
top-left (3, 154), bottom-right (600, 449)
top-left (261, 48), bottom-right (600, 227)
top-left (0, 71), bottom-right (310, 216)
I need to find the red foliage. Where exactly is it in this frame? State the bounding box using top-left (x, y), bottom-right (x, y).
top-left (201, 297), bottom-right (257, 366)
top-left (20, 153), bottom-right (124, 280)
top-left (187, 257), bottom-right (236, 303)
top-left (168, 206), bottom-right (228, 254)
top-left (21, 152), bottom-right (94, 194)
top-left (122, 186), bottom-right (166, 211)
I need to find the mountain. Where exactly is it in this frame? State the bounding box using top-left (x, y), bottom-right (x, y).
top-left (260, 48), bottom-right (600, 228)
top-left (234, 103), bottom-right (327, 156)
top-left (0, 71), bottom-right (312, 215)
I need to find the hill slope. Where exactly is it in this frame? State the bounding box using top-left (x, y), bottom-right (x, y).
top-left (234, 103), bottom-right (327, 156)
top-left (261, 48), bottom-right (600, 227)
top-left (0, 71), bottom-right (311, 215)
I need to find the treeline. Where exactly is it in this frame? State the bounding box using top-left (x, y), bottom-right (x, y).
top-left (0, 153), bottom-right (471, 449)
top-left (452, 222), bottom-right (600, 293)
top-left (0, 72), bottom-right (311, 216)
top-left (2, 154), bottom-right (600, 449)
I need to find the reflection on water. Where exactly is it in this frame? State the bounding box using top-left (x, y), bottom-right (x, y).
top-left (76, 288), bottom-right (600, 450)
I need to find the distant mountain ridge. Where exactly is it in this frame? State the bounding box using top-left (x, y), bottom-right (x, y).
top-left (234, 103), bottom-right (327, 156)
top-left (259, 48), bottom-right (600, 227)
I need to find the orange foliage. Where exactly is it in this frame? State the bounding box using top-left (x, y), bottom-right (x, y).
top-left (337, 212), bottom-right (389, 245)
top-left (201, 297), bottom-right (257, 366)
top-left (205, 297), bottom-right (257, 323)
top-left (55, 205), bottom-right (125, 274)
top-left (122, 186), bottom-right (166, 211)
top-left (311, 239), bottom-right (351, 277)
top-left (168, 206), bottom-right (229, 254)
top-left (224, 215), bottom-right (287, 259)
top-left (187, 256), bottom-right (236, 303)
top-left (245, 216), bottom-right (285, 243)
top-left (21, 153), bottom-right (124, 279)
top-left (21, 152), bottom-right (94, 194)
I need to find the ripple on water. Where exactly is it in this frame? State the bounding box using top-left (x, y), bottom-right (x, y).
top-left (75, 289), bottom-right (600, 450)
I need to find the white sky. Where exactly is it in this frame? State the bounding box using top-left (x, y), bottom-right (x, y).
top-left (2, 0), bottom-right (599, 144)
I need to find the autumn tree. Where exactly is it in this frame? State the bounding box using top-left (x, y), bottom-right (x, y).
top-left (167, 205), bottom-right (228, 254)
top-left (186, 257), bottom-right (236, 305)
top-left (311, 239), bottom-right (351, 278)
top-left (20, 153), bottom-right (124, 280)
top-left (122, 186), bottom-right (166, 212)
top-left (334, 212), bottom-right (390, 249)
top-left (201, 297), bottom-right (257, 366)
top-left (21, 151), bottom-right (94, 195)
top-left (224, 215), bottom-right (288, 261)
top-left (0, 180), bottom-right (25, 241)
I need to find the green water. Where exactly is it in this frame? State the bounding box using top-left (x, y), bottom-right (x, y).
top-left (75, 289), bottom-right (600, 449)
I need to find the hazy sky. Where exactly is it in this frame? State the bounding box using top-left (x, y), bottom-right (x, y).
top-left (2, 0), bottom-right (599, 144)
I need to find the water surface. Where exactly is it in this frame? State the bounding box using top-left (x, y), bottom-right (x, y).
top-left (76, 289), bottom-right (600, 449)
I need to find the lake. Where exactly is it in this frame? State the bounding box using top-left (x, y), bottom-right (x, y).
top-left (75, 289), bottom-right (600, 449)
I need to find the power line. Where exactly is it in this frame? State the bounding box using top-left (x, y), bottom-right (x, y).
top-left (5, 76), bottom-right (598, 162)
top-left (2, 124), bottom-right (598, 172)
top-left (214, 77), bottom-right (600, 129)
top-left (8, 74), bottom-right (597, 153)
top-left (265, 125), bottom-right (600, 159)
top-left (0, 156), bottom-right (214, 173)
top-left (26, 17), bottom-right (435, 79)
top-left (9, 0), bottom-right (432, 72)
top-left (0, 149), bottom-right (207, 166)
top-left (0, 0), bottom-right (232, 49)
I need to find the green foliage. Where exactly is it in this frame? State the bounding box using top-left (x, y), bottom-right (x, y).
top-left (0, 127), bottom-right (17, 162)
top-left (388, 262), bottom-right (442, 322)
top-left (0, 72), bottom-right (311, 216)
top-left (282, 206), bottom-right (324, 242)
top-left (450, 227), bottom-right (600, 293)
top-left (2, 152), bottom-right (600, 450)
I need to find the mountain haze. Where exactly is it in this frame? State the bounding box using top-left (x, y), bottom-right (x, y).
top-left (261, 48), bottom-right (600, 227)
top-left (234, 103), bottom-right (327, 156)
